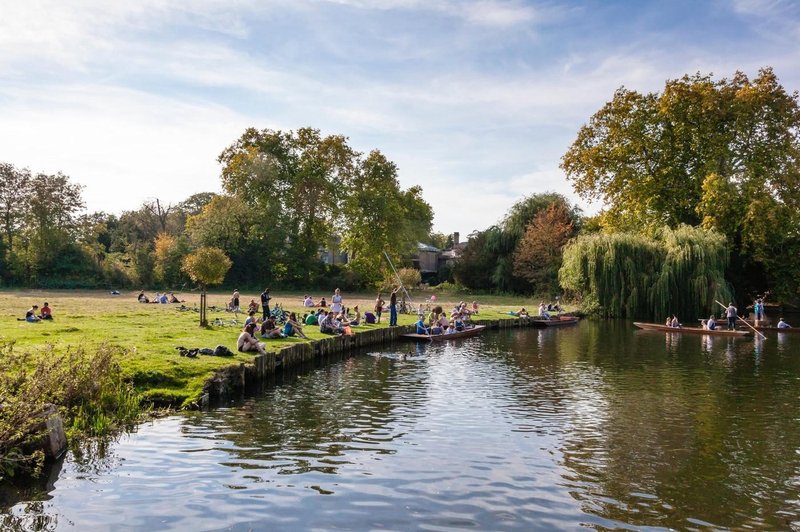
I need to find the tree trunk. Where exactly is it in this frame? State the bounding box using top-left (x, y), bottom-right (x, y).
top-left (200, 290), bottom-right (207, 326)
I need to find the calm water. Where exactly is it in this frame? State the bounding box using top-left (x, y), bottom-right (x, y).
top-left (4, 321), bottom-right (800, 530)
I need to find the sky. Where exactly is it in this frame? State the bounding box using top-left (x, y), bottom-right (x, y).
top-left (2, 0), bottom-right (799, 238)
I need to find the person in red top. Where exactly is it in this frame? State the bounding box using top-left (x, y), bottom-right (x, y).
top-left (39, 302), bottom-right (53, 320)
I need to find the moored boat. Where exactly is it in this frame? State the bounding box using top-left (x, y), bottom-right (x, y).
top-left (530, 316), bottom-right (580, 328)
top-left (400, 325), bottom-right (487, 341)
top-left (633, 322), bottom-right (752, 337)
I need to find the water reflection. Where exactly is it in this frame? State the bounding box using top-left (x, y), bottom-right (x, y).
top-left (4, 322), bottom-right (800, 530)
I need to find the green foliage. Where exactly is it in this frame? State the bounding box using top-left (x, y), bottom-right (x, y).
top-left (559, 226), bottom-right (731, 319)
top-left (181, 247), bottom-right (232, 288)
top-left (454, 193), bottom-right (581, 294)
top-left (381, 267), bottom-right (422, 291)
top-left (562, 67), bottom-right (800, 301)
top-left (0, 342), bottom-right (144, 480)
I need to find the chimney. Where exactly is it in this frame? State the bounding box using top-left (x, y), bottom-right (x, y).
top-left (453, 232), bottom-right (459, 246)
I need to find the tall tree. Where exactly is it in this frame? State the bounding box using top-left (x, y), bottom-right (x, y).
top-left (513, 202), bottom-right (576, 294)
top-left (561, 67), bottom-right (800, 300)
top-left (340, 151), bottom-right (433, 283)
top-left (26, 172), bottom-right (86, 283)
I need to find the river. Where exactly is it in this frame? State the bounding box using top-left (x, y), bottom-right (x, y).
top-left (3, 321), bottom-right (800, 530)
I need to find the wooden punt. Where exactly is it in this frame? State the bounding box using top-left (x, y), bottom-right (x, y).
top-left (400, 325), bottom-right (487, 341)
top-left (755, 326), bottom-right (800, 334)
top-left (633, 322), bottom-right (752, 337)
top-left (530, 316), bottom-right (580, 328)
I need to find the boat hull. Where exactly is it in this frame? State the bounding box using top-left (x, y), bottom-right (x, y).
top-left (633, 322), bottom-right (752, 337)
top-left (400, 325), bottom-right (487, 341)
top-left (530, 316), bottom-right (580, 328)
top-left (755, 326), bottom-right (799, 334)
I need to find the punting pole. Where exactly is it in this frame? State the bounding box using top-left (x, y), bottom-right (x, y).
top-left (715, 299), bottom-right (766, 340)
top-left (383, 250), bottom-right (413, 304)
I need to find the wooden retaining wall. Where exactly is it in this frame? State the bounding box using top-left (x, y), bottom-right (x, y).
top-left (200, 317), bottom-right (536, 406)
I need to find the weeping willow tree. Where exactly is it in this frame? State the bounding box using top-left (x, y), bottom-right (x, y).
top-left (559, 226), bottom-right (731, 319)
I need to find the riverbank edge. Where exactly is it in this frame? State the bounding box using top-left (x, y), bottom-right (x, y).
top-left (199, 316), bottom-right (542, 406)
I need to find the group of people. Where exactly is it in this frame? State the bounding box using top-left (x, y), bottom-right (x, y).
top-left (414, 302), bottom-right (473, 335)
top-left (300, 290), bottom-right (344, 312)
top-left (138, 291), bottom-right (183, 304)
top-left (537, 301), bottom-right (560, 319)
top-left (20, 302), bottom-right (53, 322)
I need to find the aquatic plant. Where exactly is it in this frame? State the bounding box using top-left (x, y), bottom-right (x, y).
top-left (0, 342), bottom-right (144, 481)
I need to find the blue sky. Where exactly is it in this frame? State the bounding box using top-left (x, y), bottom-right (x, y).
top-left (2, 0), bottom-right (799, 236)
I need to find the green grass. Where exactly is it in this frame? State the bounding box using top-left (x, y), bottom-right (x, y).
top-left (0, 289), bottom-right (561, 407)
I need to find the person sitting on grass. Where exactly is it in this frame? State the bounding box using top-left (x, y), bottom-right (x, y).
top-left (283, 312), bottom-right (308, 339)
top-left (238, 323), bottom-right (267, 355)
top-left (159, 293), bottom-right (169, 304)
top-left (364, 311), bottom-right (376, 324)
top-left (303, 295), bottom-right (315, 307)
top-left (317, 296), bottom-right (327, 308)
top-left (348, 305), bottom-right (361, 326)
top-left (247, 299), bottom-right (259, 314)
top-left (23, 305), bottom-right (41, 322)
top-left (137, 290), bottom-right (149, 303)
top-left (472, 301), bottom-right (479, 315)
top-left (244, 310), bottom-right (258, 328)
top-left (168, 293), bottom-right (184, 304)
top-left (305, 311), bottom-right (319, 326)
top-left (319, 311), bottom-right (341, 335)
top-left (260, 316), bottom-right (284, 339)
top-left (39, 302), bottom-right (53, 320)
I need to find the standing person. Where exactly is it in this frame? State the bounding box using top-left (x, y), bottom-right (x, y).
top-left (331, 288), bottom-right (343, 314)
top-left (232, 289), bottom-right (241, 311)
top-left (753, 298), bottom-right (764, 326)
top-left (374, 293), bottom-right (385, 323)
top-left (260, 288), bottom-right (271, 321)
top-left (726, 302), bottom-right (738, 330)
top-left (389, 286), bottom-right (399, 327)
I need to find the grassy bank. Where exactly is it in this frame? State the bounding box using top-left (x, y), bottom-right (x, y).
top-left (0, 289), bottom-right (554, 406)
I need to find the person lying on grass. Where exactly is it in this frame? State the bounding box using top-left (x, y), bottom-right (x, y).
top-left (238, 323), bottom-right (267, 355)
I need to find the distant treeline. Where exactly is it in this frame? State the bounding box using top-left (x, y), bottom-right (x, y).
top-left (3, 66), bottom-right (799, 320)
top-left (0, 128), bottom-right (436, 291)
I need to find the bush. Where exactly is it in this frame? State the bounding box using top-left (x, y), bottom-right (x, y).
top-left (0, 342), bottom-right (144, 481)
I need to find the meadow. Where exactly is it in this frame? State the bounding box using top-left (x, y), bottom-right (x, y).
top-left (1, 289), bottom-right (546, 407)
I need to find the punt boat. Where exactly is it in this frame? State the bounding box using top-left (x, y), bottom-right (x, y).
top-left (400, 325), bottom-right (487, 341)
top-left (530, 316), bottom-right (580, 328)
top-left (633, 322), bottom-right (752, 337)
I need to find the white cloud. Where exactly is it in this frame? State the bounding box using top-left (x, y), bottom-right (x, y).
top-left (0, 84), bottom-right (250, 214)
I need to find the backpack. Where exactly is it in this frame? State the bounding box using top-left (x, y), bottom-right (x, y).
top-left (213, 345), bottom-right (234, 357)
